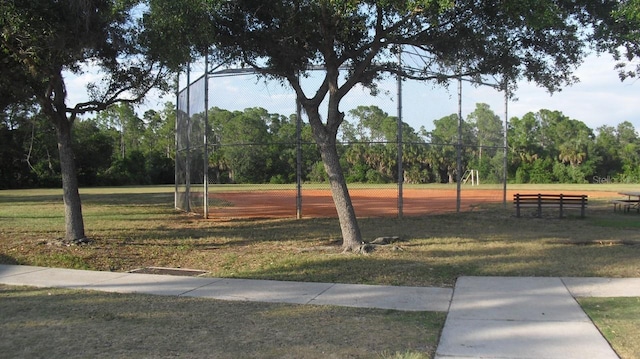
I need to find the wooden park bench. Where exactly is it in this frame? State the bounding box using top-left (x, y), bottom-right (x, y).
top-left (513, 193), bottom-right (588, 218)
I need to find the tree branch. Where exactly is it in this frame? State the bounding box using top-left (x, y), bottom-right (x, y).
top-left (68, 65), bottom-right (169, 115)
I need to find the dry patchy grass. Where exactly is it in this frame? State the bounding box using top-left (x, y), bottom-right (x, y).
top-left (0, 284), bottom-right (444, 358)
top-left (1, 190), bottom-right (638, 287)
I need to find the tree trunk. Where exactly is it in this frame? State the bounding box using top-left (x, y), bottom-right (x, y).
top-left (38, 69), bottom-right (87, 243)
top-left (317, 136), bottom-right (363, 252)
top-left (54, 113), bottom-right (86, 242)
top-left (292, 63), bottom-right (364, 252)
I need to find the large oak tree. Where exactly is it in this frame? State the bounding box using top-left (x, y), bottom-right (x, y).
top-left (144, 0), bottom-right (633, 251)
top-left (1, 0), bottom-right (170, 242)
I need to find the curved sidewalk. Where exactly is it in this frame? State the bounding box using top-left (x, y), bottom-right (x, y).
top-left (1, 264), bottom-right (639, 358)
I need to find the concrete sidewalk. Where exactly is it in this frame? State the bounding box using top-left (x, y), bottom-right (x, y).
top-left (0, 264), bottom-right (452, 312)
top-left (2, 264), bottom-right (639, 358)
top-left (436, 276), bottom-right (640, 359)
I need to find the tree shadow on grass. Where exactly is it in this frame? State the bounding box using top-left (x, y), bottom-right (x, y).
top-left (0, 253), bottom-right (19, 265)
top-left (223, 238), bottom-right (640, 288)
top-left (85, 206), bottom-right (640, 251)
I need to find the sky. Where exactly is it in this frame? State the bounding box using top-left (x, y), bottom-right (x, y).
top-left (66, 52), bottom-right (639, 134)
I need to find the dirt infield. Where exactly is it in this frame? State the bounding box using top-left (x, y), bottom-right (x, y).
top-left (207, 188), bottom-right (618, 219)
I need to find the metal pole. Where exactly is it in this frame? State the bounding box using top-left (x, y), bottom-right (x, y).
top-left (203, 54), bottom-right (209, 219)
top-left (503, 79), bottom-right (509, 207)
top-left (174, 73), bottom-right (179, 210)
top-left (185, 64), bottom-right (191, 213)
top-left (296, 95), bottom-right (302, 219)
top-left (456, 72), bottom-right (462, 213)
top-left (397, 48), bottom-right (403, 218)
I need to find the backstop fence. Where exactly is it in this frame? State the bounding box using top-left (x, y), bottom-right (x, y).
top-left (176, 55), bottom-right (509, 219)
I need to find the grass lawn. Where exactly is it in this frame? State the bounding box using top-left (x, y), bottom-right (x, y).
top-left (579, 297), bottom-right (640, 359)
top-left (0, 284), bottom-right (443, 358)
top-left (1, 185), bottom-right (639, 358)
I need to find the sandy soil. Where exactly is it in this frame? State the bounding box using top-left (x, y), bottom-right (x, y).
top-left (207, 188), bottom-right (617, 220)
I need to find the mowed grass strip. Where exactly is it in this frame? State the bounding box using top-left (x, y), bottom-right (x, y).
top-left (0, 284), bottom-right (444, 359)
top-left (579, 297), bottom-right (640, 359)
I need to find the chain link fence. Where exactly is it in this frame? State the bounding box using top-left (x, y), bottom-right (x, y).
top-left (176, 58), bottom-right (508, 219)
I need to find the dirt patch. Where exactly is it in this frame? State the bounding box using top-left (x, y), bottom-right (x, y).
top-left (129, 267), bottom-right (208, 276)
top-left (208, 188), bottom-right (617, 220)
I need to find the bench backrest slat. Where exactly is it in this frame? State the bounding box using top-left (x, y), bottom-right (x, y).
top-left (513, 193), bottom-right (587, 218)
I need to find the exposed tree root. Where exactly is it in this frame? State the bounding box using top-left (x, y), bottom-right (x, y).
top-left (43, 237), bottom-right (93, 247)
top-left (342, 236), bottom-right (406, 254)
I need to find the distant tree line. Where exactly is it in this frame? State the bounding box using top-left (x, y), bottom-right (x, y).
top-left (508, 109), bottom-right (640, 184)
top-left (1, 102), bottom-right (175, 189)
top-left (2, 102), bottom-right (639, 189)
top-left (190, 103), bottom-right (640, 186)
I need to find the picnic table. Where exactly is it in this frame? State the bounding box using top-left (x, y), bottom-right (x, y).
top-left (612, 191), bottom-right (640, 213)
